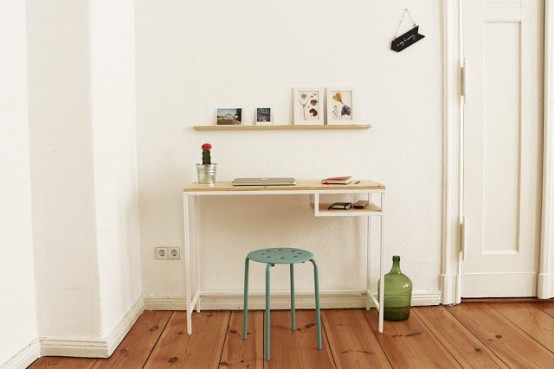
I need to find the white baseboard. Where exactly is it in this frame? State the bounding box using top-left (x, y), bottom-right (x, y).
top-left (440, 273), bottom-right (461, 304)
top-left (144, 291), bottom-right (441, 311)
top-left (0, 339), bottom-right (40, 369)
top-left (40, 297), bottom-right (144, 358)
top-left (538, 273), bottom-right (554, 298)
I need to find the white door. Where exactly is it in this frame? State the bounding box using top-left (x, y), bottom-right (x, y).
top-left (462, 0), bottom-right (544, 297)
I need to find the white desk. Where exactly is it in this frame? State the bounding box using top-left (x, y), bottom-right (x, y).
top-left (182, 180), bottom-right (387, 334)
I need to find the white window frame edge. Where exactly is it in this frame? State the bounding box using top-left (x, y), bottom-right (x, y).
top-left (442, 0), bottom-right (554, 302)
top-left (539, 0), bottom-right (554, 299)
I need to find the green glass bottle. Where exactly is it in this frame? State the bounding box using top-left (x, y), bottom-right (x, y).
top-left (381, 255), bottom-right (412, 321)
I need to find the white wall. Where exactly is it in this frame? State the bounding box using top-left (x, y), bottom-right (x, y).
top-left (0, 0), bottom-right (38, 364)
top-left (27, 0), bottom-right (142, 343)
top-left (27, 0), bottom-right (103, 338)
top-left (90, 0), bottom-right (143, 338)
top-left (136, 0), bottom-right (443, 299)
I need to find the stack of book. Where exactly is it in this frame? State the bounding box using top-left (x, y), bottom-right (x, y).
top-left (321, 176), bottom-right (353, 185)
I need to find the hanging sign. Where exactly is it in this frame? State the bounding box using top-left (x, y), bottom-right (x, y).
top-left (391, 9), bottom-right (425, 52)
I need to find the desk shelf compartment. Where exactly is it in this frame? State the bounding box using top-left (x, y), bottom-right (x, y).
top-left (311, 193), bottom-right (382, 217)
top-left (314, 202), bottom-right (382, 217)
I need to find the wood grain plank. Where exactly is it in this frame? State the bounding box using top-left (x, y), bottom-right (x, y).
top-left (363, 309), bottom-right (462, 368)
top-left (265, 310), bottom-right (334, 369)
top-left (532, 301), bottom-right (554, 318)
top-left (413, 306), bottom-right (508, 368)
top-left (448, 303), bottom-right (554, 368)
top-left (322, 309), bottom-right (391, 369)
top-left (28, 357), bottom-right (97, 369)
top-left (143, 311), bottom-right (230, 369)
top-left (92, 310), bottom-right (172, 369)
top-left (492, 303), bottom-right (554, 353)
top-left (219, 311), bottom-right (263, 369)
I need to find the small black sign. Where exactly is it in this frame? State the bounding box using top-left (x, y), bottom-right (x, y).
top-left (391, 26), bottom-right (425, 52)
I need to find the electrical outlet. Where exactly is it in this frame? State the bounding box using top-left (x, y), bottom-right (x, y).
top-left (155, 247), bottom-right (168, 259)
top-left (168, 247), bottom-right (181, 260)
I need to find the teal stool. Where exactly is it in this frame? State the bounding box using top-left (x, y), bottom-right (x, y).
top-left (242, 247), bottom-right (322, 360)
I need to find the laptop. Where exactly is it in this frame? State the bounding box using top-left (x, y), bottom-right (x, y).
top-left (232, 177), bottom-right (297, 186)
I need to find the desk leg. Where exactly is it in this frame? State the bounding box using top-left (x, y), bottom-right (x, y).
top-left (378, 193), bottom-right (386, 333)
top-left (183, 193), bottom-right (194, 335)
top-left (366, 193), bottom-right (372, 310)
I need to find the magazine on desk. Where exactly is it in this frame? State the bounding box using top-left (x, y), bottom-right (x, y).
top-left (321, 176), bottom-right (353, 185)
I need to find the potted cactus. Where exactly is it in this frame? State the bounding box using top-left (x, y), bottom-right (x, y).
top-left (196, 143), bottom-right (217, 184)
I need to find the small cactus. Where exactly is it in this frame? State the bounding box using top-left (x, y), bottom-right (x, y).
top-left (201, 143), bottom-right (212, 164)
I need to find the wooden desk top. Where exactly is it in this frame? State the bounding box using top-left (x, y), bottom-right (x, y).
top-left (183, 180), bottom-right (385, 193)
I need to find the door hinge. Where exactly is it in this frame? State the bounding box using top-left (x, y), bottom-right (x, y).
top-left (460, 216), bottom-right (466, 260)
top-left (460, 59), bottom-right (467, 102)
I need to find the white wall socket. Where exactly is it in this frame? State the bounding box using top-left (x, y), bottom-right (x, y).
top-left (155, 246), bottom-right (180, 260)
top-left (168, 247), bottom-right (180, 260)
top-left (155, 247), bottom-right (168, 259)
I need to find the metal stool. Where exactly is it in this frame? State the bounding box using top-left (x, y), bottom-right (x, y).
top-left (242, 247), bottom-right (322, 360)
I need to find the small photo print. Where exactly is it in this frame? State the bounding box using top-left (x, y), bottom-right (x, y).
top-left (216, 108), bottom-right (242, 125)
top-left (327, 88), bottom-right (354, 124)
top-left (256, 108), bottom-right (272, 125)
top-left (293, 88), bottom-right (325, 125)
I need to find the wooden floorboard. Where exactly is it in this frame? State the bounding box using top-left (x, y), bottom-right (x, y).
top-left (448, 303), bottom-right (554, 369)
top-left (92, 310), bottom-right (172, 369)
top-left (363, 309), bottom-right (462, 369)
top-left (322, 309), bottom-right (391, 369)
top-left (28, 357), bottom-right (98, 369)
top-left (143, 311), bottom-right (230, 369)
top-left (491, 303), bottom-right (554, 354)
top-left (413, 306), bottom-right (509, 368)
top-left (264, 310), bottom-right (334, 369)
top-left (26, 303), bottom-right (554, 369)
top-left (532, 300), bottom-right (554, 318)
top-left (219, 310), bottom-right (264, 369)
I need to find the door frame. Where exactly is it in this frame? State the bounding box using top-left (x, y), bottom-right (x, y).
top-left (441, 0), bottom-right (554, 303)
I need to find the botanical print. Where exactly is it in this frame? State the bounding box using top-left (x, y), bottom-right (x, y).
top-left (293, 88), bottom-right (324, 125)
top-left (327, 89), bottom-right (354, 124)
top-left (331, 92), bottom-right (352, 118)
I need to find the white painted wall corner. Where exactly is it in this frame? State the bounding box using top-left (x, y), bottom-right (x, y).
top-left (40, 297), bottom-right (144, 358)
top-left (0, 339), bottom-right (39, 369)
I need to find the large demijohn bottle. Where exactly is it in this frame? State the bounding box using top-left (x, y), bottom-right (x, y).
top-left (382, 255), bottom-right (412, 321)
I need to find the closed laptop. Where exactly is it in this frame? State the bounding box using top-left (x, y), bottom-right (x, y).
top-left (232, 177), bottom-right (296, 186)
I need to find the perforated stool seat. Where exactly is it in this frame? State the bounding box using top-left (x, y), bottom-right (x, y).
top-left (242, 247), bottom-right (322, 361)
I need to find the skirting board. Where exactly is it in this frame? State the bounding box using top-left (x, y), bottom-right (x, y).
top-left (538, 273), bottom-right (554, 298)
top-left (440, 273), bottom-right (460, 305)
top-left (144, 291), bottom-right (441, 311)
top-left (39, 297), bottom-right (144, 358)
top-left (0, 339), bottom-right (39, 369)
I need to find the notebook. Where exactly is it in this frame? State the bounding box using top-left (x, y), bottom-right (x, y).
top-left (231, 177), bottom-right (297, 186)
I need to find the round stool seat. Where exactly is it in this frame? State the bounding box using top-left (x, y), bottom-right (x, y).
top-left (247, 247), bottom-right (314, 264)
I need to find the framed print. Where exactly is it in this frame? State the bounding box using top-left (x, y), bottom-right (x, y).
top-left (216, 108), bottom-right (242, 125)
top-left (293, 88), bottom-right (324, 125)
top-left (327, 88), bottom-right (354, 124)
top-left (255, 107), bottom-right (272, 125)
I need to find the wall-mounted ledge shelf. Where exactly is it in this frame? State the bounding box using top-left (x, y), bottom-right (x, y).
top-left (192, 124), bottom-right (371, 131)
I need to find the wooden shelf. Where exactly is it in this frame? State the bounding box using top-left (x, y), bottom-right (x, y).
top-left (192, 124), bottom-right (371, 131)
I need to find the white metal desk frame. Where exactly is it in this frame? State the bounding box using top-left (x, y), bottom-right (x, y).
top-left (182, 180), bottom-right (386, 335)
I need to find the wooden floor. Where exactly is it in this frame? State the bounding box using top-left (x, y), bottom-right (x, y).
top-left (29, 301), bottom-right (554, 369)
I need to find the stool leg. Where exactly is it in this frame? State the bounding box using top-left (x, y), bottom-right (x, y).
top-left (243, 257), bottom-right (249, 339)
top-left (310, 259), bottom-right (322, 350)
top-left (290, 263), bottom-right (296, 331)
top-left (265, 263), bottom-right (272, 360)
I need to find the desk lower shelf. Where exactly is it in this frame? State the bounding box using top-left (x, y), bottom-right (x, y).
top-left (312, 202), bottom-right (382, 216)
